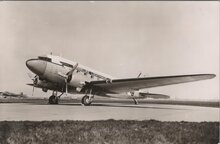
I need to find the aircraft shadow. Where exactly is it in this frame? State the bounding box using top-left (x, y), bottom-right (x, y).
top-left (75, 103), bottom-right (185, 110)
top-left (27, 102), bottom-right (185, 110)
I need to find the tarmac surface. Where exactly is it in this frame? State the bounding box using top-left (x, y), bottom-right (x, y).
top-left (0, 102), bottom-right (219, 122)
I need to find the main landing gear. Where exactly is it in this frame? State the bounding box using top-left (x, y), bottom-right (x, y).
top-left (130, 92), bottom-right (138, 105)
top-left (49, 95), bottom-right (59, 104)
top-left (132, 98), bottom-right (139, 105)
top-left (48, 89), bottom-right (94, 106)
top-left (81, 89), bottom-right (94, 106)
top-left (81, 95), bottom-right (94, 106)
top-left (48, 91), bottom-right (63, 104)
top-left (81, 95), bottom-right (92, 106)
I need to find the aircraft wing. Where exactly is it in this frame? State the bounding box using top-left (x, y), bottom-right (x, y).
top-left (88, 74), bottom-right (215, 94)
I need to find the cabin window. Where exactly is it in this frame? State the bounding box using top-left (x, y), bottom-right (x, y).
top-left (38, 56), bottom-right (52, 62)
top-left (89, 72), bottom-right (94, 78)
top-left (60, 61), bottom-right (73, 68)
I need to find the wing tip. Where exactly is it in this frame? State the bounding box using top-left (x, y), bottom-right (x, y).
top-left (205, 74), bottom-right (216, 79)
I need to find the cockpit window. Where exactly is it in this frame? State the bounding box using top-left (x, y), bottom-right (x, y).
top-left (38, 56), bottom-right (52, 62)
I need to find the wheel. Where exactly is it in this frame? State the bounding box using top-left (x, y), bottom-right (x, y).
top-left (49, 95), bottom-right (58, 104)
top-left (49, 95), bottom-right (59, 104)
top-left (42, 88), bottom-right (48, 92)
top-left (81, 95), bottom-right (92, 106)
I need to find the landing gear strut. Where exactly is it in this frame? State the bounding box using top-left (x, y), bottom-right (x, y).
top-left (130, 92), bottom-right (138, 105)
top-left (132, 98), bottom-right (138, 105)
top-left (81, 89), bottom-right (94, 106)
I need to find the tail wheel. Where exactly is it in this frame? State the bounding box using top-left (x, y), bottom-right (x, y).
top-left (81, 95), bottom-right (92, 106)
top-left (49, 95), bottom-right (59, 104)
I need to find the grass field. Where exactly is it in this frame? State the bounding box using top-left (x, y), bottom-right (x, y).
top-left (0, 120), bottom-right (218, 144)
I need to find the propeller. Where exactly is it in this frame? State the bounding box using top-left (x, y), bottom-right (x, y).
top-left (128, 72), bottom-right (142, 99)
top-left (144, 73), bottom-right (149, 93)
top-left (137, 72), bottom-right (142, 78)
top-left (31, 83), bottom-right (35, 97)
top-left (58, 63), bottom-right (78, 96)
top-left (27, 73), bottom-right (38, 96)
top-left (137, 72), bottom-right (149, 93)
top-left (32, 75), bottom-right (39, 96)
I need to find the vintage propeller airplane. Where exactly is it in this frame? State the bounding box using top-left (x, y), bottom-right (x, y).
top-left (0, 91), bottom-right (27, 99)
top-left (26, 54), bottom-right (215, 105)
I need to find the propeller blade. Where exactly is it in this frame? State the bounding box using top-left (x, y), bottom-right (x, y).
top-left (33, 76), bottom-right (38, 85)
top-left (27, 73), bottom-right (35, 81)
top-left (67, 63), bottom-right (78, 76)
top-left (62, 63), bottom-right (78, 96)
top-left (138, 73), bottom-right (150, 93)
top-left (65, 79), bottom-right (68, 96)
top-left (27, 73), bottom-right (38, 97)
top-left (32, 85), bottom-right (35, 96)
top-left (137, 72), bottom-right (142, 78)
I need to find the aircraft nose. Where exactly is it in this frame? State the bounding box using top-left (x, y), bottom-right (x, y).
top-left (26, 59), bottom-right (47, 76)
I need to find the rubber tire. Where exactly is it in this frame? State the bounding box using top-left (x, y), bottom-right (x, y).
top-left (49, 95), bottom-right (59, 104)
top-left (81, 96), bottom-right (92, 106)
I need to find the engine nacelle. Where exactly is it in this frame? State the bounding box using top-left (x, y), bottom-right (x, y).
top-left (68, 73), bottom-right (91, 89)
top-left (35, 78), bottom-right (54, 91)
top-left (34, 78), bottom-right (44, 86)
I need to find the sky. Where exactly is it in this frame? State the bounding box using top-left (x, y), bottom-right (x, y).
top-left (0, 1), bottom-right (219, 100)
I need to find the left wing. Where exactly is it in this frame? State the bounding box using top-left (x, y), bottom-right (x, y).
top-left (86, 74), bottom-right (215, 94)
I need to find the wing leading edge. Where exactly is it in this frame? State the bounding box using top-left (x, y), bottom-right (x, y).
top-left (88, 74), bottom-right (215, 94)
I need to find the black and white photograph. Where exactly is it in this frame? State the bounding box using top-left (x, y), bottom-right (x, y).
top-left (0, 1), bottom-right (219, 144)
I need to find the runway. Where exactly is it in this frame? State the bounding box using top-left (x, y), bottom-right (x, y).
top-left (0, 102), bottom-right (218, 121)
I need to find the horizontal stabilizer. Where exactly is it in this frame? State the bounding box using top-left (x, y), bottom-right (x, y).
top-left (139, 92), bottom-right (170, 99)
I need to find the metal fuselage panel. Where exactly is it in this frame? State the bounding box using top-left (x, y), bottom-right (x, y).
top-left (42, 61), bottom-right (96, 89)
top-left (43, 62), bottom-right (67, 84)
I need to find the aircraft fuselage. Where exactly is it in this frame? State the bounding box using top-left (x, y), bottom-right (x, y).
top-left (26, 55), bottom-right (111, 94)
